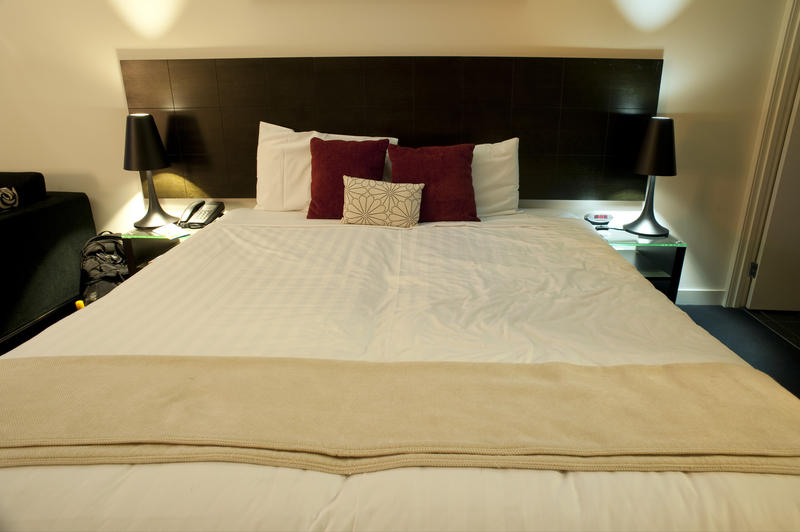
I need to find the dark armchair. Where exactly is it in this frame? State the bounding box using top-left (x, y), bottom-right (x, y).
top-left (0, 172), bottom-right (96, 349)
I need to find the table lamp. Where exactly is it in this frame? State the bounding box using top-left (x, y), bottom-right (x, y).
top-left (623, 116), bottom-right (676, 237)
top-left (124, 113), bottom-right (178, 229)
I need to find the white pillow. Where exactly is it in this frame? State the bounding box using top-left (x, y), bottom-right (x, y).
top-left (472, 137), bottom-right (520, 217)
top-left (256, 122), bottom-right (398, 211)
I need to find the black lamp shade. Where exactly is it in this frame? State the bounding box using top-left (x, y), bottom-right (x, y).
top-left (123, 114), bottom-right (169, 171)
top-left (634, 117), bottom-right (676, 176)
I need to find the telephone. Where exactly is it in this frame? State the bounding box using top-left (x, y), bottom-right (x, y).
top-left (179, 200), bottom-right (224, 228)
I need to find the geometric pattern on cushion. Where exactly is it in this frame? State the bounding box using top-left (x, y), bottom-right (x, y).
top-left (341, 175), bottom-right (424, 228)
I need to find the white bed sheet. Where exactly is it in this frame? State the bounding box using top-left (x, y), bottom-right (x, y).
top-left (5, 209), bottom-right (742, 366)
top-left (2, 209), bottom-right (798, 531)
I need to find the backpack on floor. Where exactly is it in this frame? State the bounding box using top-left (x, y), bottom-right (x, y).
top-left (80, 231), bottom-right (128, 304)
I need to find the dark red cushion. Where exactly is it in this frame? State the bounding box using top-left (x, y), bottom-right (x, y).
top-left (388, 144), bottom-right (479, 222)
top-left (308, 137), bottom-right (390, 219)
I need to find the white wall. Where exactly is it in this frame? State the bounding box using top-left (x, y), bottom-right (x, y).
top-left (0, 0), bottom-right (788, 302)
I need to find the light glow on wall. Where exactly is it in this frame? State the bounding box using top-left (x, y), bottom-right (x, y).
top-left (108, 0), bottom-right (187, 39)
top-left (613, 0), bottom-right (691, 31)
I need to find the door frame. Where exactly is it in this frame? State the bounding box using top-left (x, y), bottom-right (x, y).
top-left (727, 0), bottom-right (800, 308)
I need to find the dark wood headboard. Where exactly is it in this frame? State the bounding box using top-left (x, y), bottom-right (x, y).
top-left (120, 56), bottom-right (662, 200)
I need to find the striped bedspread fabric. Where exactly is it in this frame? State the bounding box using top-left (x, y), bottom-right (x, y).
top-left (2, 208), bottom-right (799, 531)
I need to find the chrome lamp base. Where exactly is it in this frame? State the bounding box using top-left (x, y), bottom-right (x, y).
top-left (623, 175), bottom-right (669, 237)
top-left (134, 170), bottom-right (178, 229)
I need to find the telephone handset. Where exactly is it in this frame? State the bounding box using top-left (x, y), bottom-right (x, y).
top-left (179, 200), bottom-right (224, 228)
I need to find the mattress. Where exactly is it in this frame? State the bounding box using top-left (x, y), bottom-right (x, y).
top-left (1, 209), bottom-right (799, 531)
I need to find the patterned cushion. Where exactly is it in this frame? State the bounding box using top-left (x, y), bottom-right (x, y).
top-left (341, 175), bottom-right (424, 228)
top-left (0, 187), bottom-right (20, 212)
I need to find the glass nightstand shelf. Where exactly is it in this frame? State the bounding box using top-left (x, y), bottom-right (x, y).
top-left (122, 228), bottom-right (196, 275)
top-left (597, 228), bottom-right (686, 303)
top-left (122, 228), bottom-right (194, 239)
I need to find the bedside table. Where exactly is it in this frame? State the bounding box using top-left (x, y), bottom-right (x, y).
top-left (122, 228), bottom-right (195, 275)
top-left (598, 228), bottom-right (686, 303)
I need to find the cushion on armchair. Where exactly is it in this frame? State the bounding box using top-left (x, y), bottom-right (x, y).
top-left (0, 172), bottom-right (47, 213)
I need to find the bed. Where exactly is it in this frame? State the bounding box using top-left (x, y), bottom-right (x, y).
top-left (2, 57), bottom-right (800, 530)
top-left (2, 206), bottom-right (800, 530)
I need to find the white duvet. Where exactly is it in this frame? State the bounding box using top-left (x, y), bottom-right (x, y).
top-left (2, 209), bottom-right (798, 531)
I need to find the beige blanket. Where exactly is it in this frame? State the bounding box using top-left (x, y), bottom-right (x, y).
top-left (1, 355), bottom-right (800, 475)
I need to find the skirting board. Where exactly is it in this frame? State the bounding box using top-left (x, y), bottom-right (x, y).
top-left (676, 289), bottom-right (727, 306)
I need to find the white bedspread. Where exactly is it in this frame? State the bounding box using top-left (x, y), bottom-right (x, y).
top-left (5, 209), bottom-right (741, 366)
top-left (2, 209), bottom-right (798, 531)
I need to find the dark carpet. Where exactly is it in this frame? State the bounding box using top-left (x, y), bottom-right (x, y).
top-left (746, 309), bottom-right (800, 349)
top-left (680, 305), bottom-right (800, 399)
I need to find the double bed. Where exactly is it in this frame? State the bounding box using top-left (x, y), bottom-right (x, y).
top-left (2, 56), bottom-right (800, 530)
top-left (2, 208), bottom-right (800, 530)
